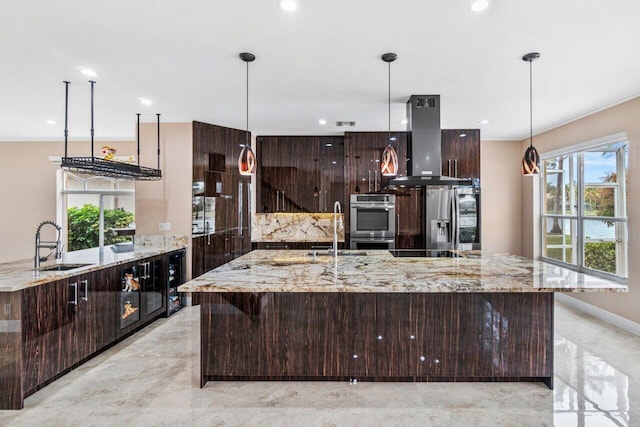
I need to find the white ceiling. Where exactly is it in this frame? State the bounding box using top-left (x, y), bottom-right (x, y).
top-left (2, 0), bottom-right (640, 142)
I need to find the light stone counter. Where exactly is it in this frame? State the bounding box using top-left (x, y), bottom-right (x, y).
top-left (0, 235), bottom-right (187, 292)
top-left (178, 249), bottom-right (628, 293)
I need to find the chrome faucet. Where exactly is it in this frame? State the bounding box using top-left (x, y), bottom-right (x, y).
top-left (35, 220), bottom-right (62, 270)
top-left (333, 201), bottom-right (343, 262)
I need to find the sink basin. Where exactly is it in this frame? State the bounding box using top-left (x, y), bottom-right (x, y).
top-left (306, 251), bottom-right (367, 257)
top-left (271, 256), bottom-right (318, 266)
top-left (39, 263), bottom-right (93, 272)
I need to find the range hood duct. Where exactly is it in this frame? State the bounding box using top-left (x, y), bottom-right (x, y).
top-left (389, 95), bottom-right (471, 187)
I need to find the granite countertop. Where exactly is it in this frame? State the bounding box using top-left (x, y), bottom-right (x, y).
top-left (0, 236), bottom-right (187, 292)
top-left (178, 249), bottom-right (628, 293)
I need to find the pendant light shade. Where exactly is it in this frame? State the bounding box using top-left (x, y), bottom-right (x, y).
top-left (238, 52), bottom-right (257, 176)
top-left (381, 53), bottom-right (398, 177)
top-left (238, 144), bottom-right (256, 176)
top-left (381, 144), bottom-right (398, 176)
top-left (522, 52), bottom-right (540, 175)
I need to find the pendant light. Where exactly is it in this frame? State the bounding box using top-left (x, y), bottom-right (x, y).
top-left (381, 53), bottom-right (398, 177)
top-left (238, 52), bottom-right (257, 175)
top-left (522, 52), bottom-right (541, 175)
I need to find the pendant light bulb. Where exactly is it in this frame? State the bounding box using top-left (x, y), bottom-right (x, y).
top-left (381, 53), bottom-right (398, 177)
top-left (522, 52), bottom-right (540, 175)
top-left (238, 52), bottom-right (257, 176)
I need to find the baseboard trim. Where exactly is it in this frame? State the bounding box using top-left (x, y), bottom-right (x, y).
top-left (555, 293), bottom-right (640, 337)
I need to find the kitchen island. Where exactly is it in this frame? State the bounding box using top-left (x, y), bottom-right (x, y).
top-left (178, 249), bottom-right (627, 389)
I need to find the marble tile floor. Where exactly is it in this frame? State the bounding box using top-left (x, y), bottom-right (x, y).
top-left (1, 301), bottom-right (639, 427)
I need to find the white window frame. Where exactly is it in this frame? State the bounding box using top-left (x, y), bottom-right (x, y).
top-left (56, 169), bottom-right (135, 252)
top-left (540, 132), bottom-right (628, 282)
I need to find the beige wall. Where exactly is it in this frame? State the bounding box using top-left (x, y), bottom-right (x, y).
top-left (135, 122), bottom-right (192, 277)
top-left (521, 96), bottom-right (640, 324)
top-left (0, 140), bottom-right (134, 263)
top-left (480, 140), bottom-right (523, 255)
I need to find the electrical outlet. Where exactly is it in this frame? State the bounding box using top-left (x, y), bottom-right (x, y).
top-left (159, 222), bottom-right (171, 231)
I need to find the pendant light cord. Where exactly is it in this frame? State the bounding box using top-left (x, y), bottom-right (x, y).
top-left (388, 60), bottom-right (391, 142)
top-left (529, 59), bottom-right (533, 148)
top-left (246, 60), bottom-right (249, 147)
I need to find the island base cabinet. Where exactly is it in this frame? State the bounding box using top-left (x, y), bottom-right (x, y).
top-left (201, 292), bottom-right (553, 387)
top-left (376, 293), bottom-right (553, 380)
top-left (200, 293), bottom-right (376, 383)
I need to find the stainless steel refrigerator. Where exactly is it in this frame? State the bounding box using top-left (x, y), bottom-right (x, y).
top-left (425, 186), bottom-right (481, 250)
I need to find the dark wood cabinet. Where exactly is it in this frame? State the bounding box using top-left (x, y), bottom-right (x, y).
top-left (344, 132), bottom-right (409, 196)
top-left (5, 252), bottom-right (178, 409)
top-left (257, 136), bottom-right (344, 213)
top-left (192, 121), bottom-right (252, 278)
top-left (201, 292), bottom-right (376, 380)
top-left (22, 278), bottom-right (75, 394)
top-left (192, 235), bottom-right (205, 278)
top-left (395, 187), bottom-right (425, 249)
top-left (201, 292), bottom-right (553, 385)
top-left (73, 268), bottom-right (118, 364)
top-left (441, 129), bottom-right (480, 179)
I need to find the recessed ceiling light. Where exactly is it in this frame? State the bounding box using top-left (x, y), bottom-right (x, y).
top-left (470, 0), bottom-right (489, 12)
top-left (79, 68), bottom-right (97, 77)
top-left (139, 98), bottom-right (152, 105)
top-left (400, 119), bottom-right (408, 125)
top-left (45, 120), bottom-right (56, 125)
top-left (279, 0), bottom-right (298, 12)
top-left (318, 118), bottom-right (327, 125)
top-left (479, 119), bottom-right (489, 125)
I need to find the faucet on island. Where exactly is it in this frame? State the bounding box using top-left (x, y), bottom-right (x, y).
top-left (34, 220), bottom-right (62, 270)
top-left (332, 201), bottom-right (342, 262)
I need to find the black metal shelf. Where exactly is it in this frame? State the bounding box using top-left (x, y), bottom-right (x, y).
top-left (61, 157), bottom-right (162, 181)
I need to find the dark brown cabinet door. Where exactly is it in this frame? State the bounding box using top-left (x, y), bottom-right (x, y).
top-left (257, 136), bottom-right (344, 213)
top-left (395, 187), bottom-right (425, 249)
top-left (22, 279), bottom-right (75, 393)
top-left (441, 129), bottom-right (480, 179)
top-left (192, 235), bottom-right (205, 278)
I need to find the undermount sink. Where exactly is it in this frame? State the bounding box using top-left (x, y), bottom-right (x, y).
top-left (306, 250), bottom-right (367, 257)
top-left (39, 263), bottom-right (93, 272)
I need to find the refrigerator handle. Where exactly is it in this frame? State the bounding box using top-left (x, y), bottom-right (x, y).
top-left (451, 190), bottom-right (459, 250)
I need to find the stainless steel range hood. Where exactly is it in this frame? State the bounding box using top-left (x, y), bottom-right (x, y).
top-left (390, 95), bottom-right (471, 187)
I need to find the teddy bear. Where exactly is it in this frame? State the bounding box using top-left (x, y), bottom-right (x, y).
top-left (101, 145), bottom-right (117, 160)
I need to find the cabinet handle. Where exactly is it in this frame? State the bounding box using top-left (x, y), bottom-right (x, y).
top-left (276, 191), bottom-right (280, 212)
top-left (448, 159), bottom-right (451, 176)
top-left (69, 282), bottom-right (78, 306)
top-left (368, 170), bottom-right (372, 192)
top-left (80, 279), bottom-right (88, 302)
top-left (396, 214), bottom-right (400, 238)
top-left (324, 190), bottom-right (328, 212)
top-left (282, 191), bottom-right (285, 212)
top-left (454, 159), bottom-right (458, 177)
top-left (207, 232), bottom-right (211, 246)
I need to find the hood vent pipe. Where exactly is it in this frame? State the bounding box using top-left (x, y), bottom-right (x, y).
top-left (61, 81), bottom-right (162, 181)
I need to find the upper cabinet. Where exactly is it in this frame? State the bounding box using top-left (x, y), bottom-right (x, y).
top-left (256, 136), bottom-right (344, 213)
top-left (344, 132), bottom-right (409, 196)
top-left (440, 129), bottom-right (480, 179)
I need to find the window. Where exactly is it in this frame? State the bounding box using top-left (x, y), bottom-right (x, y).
top-left (541, 135), bottom-right (628, 279)
top-left (57, 170), bottom-right (135, 252)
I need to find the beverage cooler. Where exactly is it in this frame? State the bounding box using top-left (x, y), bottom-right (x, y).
top-left (167, 250), bottom-right (185, 316)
